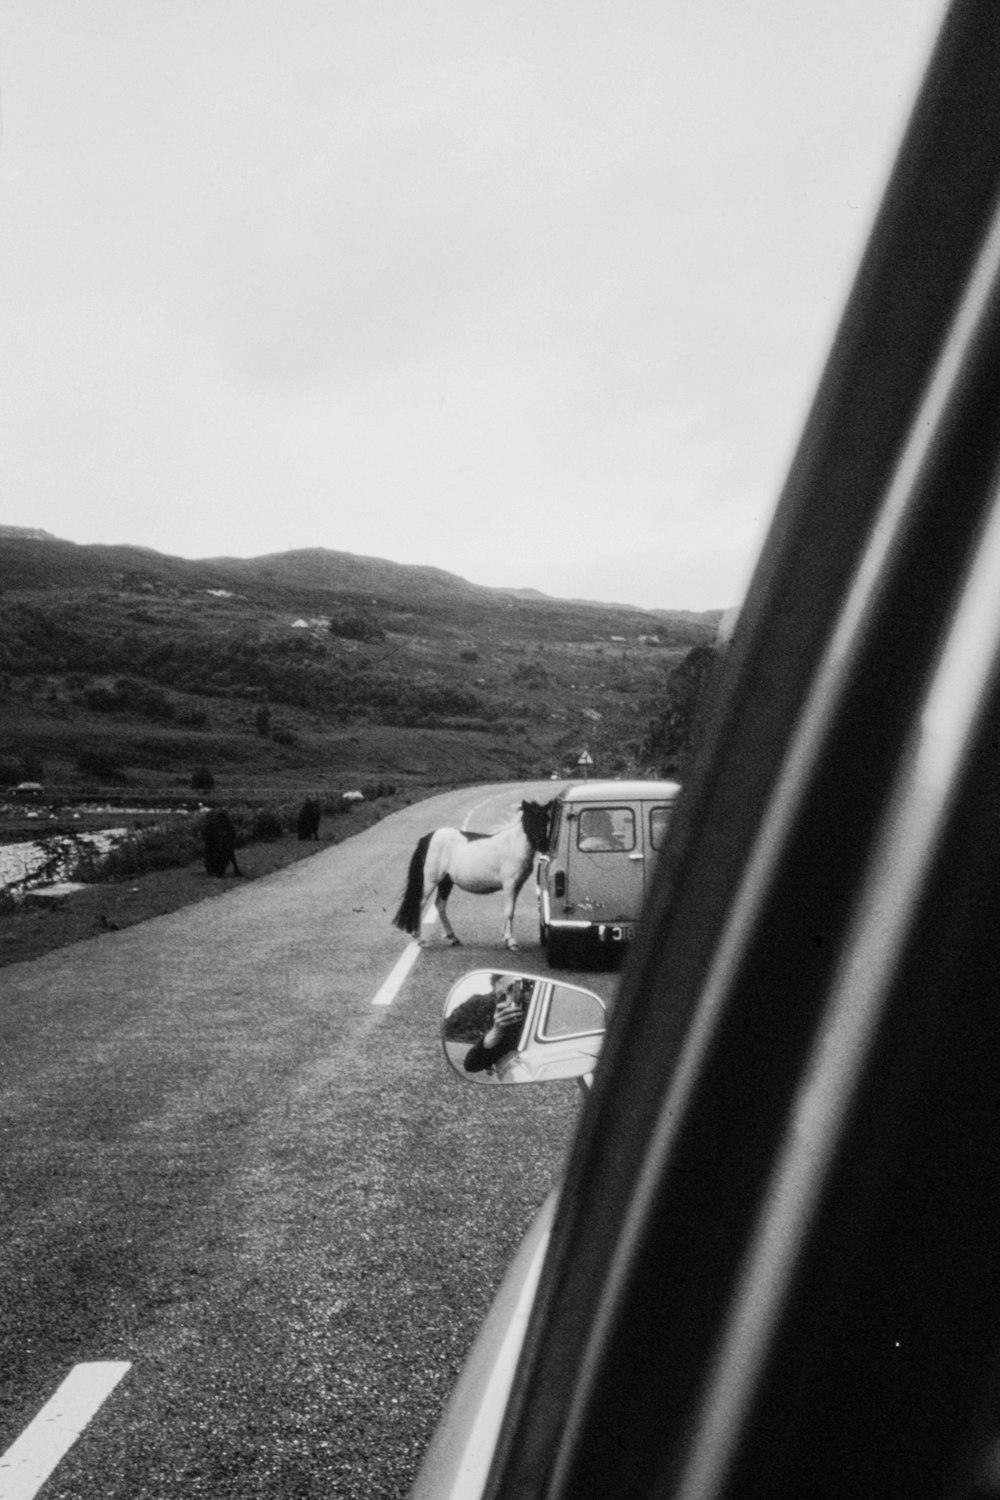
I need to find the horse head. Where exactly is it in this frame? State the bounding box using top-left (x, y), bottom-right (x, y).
top-left (521, 799), bottom-right (555, 855)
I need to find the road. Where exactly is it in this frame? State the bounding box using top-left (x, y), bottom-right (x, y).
top-left (0, 782), bottom-right (618, 1499)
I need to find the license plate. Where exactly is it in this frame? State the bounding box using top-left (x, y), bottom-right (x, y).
top-left (598, 922), bottom-right (636, 943)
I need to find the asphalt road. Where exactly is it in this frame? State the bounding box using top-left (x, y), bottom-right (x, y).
top-left (0, 782), bottom-right (617, 1499)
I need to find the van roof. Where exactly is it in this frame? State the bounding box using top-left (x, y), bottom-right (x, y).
top-left (560, 779), bottom-right (681, 802)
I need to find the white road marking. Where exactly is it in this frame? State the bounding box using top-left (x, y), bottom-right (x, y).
top-left (461, 792), bottom-right (516, 832)
top-left (371, 940), bottom-right (422, 1007)
top-left (0, 1362), bottom-right (131, 1500)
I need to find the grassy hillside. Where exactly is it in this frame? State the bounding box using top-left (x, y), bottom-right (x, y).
top-left (0, 531), bottom-right (720, 799)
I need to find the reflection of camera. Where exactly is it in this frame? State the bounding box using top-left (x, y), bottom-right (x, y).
top-left (495, 986), bottom-right (525, 1028)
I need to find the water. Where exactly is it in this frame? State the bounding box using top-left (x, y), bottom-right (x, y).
top-left (0, 829), bottom-right (125, 893)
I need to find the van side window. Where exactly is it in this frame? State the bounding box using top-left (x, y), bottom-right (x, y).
top-left (649, 806), bottom-right (673, 851)
top-left (578, 807), bottom-right (635, 852)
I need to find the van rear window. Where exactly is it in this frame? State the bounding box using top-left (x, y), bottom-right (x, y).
top-left (649, 806), bottom-right (672, 851)
top-left (577, 807), bottom-right (635, 852)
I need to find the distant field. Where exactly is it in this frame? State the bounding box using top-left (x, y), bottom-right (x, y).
top-left (0, 534), bottom-right (719, 795)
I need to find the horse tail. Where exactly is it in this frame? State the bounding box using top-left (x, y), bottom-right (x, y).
top-left (394, 832), bottom-right (433, 934)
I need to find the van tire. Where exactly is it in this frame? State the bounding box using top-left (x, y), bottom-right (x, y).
top-left (546, 928), bottom-right (577, 969)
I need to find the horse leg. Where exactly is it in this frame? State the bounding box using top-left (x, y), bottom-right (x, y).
top-left (501, 860), bottom-right (537, 949)
top-left (434, 874), bottom-right (461, 946)
top-left (413, 877), bottom-right (434, 945)
top-left (500, 877), bottom-right (524, 949)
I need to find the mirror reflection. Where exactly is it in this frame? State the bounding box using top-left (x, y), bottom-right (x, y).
top-left (442, 970), bottom-right (606, 1085)
top-left (445, 972), bottom-right (531, 1077)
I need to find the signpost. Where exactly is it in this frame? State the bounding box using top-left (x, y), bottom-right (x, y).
top-left (577, 749), bottom-right (594, 780)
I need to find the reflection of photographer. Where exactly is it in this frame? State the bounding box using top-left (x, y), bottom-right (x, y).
top-left (464, 978), bottom-right (531, 1075)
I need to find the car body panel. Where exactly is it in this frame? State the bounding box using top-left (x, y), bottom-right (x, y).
top-left (408, 1193), bottom-right (556, 1500)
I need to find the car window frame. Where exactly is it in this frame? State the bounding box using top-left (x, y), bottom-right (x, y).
top-left (477, 8), bottom-right (1000, 1499)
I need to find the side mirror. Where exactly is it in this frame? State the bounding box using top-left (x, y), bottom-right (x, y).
top-left (442, 969), bottom-right (606, 1085)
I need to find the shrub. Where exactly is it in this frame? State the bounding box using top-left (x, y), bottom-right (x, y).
top-left (76, 749), bottom-right (124, 781)
top-left (512, 661), bottom-right (549, 689)
top-left (191, 764), bottom-right (215, 791)
top-left (642, 644), bottom-right (719, 775)
top-left (18, 754), bottom-right (45, 783)
top-left (272, 727), bottom-right (297, 746)
top-left (0, 757), bottom-right (23, 787)
top-left (84, 686), bottom-right (120, 712)
top-left (73, 821), bottom-right (202, 882)
top-left (84, 678), bottom-right (175, 719)
top-left (251, 808), bottom-right (284, 842)
top-left (328, 612), bottom-right (384, 643)
top-left (177, 707), bottom-right (208, 728)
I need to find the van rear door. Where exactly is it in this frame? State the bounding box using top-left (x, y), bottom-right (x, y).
top-left (644, 801), bottom-right (676, 897)
top-left (566, 803), bottom-right (645, 935)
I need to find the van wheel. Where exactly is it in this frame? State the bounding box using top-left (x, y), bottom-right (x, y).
top-left (546, 929), bottom-right (576, 969)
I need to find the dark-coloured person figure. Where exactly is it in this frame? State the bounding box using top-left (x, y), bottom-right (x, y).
top-left (202, 809), bottom-right (242, 877)
top-left (297, 798), bottom-right (322, 841)
top-left (578, 808), bottom-right (618, 851)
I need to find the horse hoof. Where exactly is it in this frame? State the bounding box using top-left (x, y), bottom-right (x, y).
top-left (447, 936), bottom-right (462, 947)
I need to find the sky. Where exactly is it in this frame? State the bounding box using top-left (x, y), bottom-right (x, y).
top-left (0, 1), bottom-right (949, 612)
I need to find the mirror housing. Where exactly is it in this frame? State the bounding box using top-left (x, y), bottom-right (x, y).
top-left (442, 970), bottom-right (606, 1085)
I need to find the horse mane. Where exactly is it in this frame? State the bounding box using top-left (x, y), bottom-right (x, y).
top-left (521, 799), bottom-right (555, 855)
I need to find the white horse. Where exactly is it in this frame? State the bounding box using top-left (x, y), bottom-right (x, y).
top-left (393, 800), bottom-right (554, 950)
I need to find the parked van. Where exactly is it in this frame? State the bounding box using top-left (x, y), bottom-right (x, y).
top-left (536, 779), bottom-right (680, 966)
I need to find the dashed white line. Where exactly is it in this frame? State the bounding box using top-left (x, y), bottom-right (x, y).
top-left (460, 792), bottom-right (515, 832)
top-left (371, 940), bottom-right (423, 1007)
top-left (0, 1362), bottom-right (131, 1500)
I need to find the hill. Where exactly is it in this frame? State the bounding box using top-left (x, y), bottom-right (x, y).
top-left (0, 531), bottom-right (721, 798)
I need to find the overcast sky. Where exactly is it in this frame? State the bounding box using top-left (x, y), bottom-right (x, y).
top-left (1, 1), bottom-right (949, 610)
